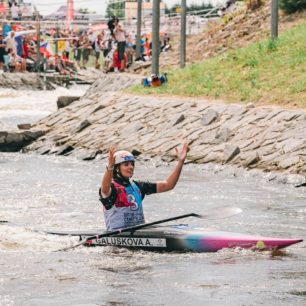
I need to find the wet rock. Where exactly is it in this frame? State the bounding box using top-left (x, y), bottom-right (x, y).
top-left (17, 123), bottom-right (31, 130)
top-left (282, 139), bottom-right (305, 154)
top-left (172, 114), bottom-right (185, 126)
top-left (244, 151), bottom-right (260, 167)
top-left (82, 150), bottom-right (99, 161)
top-left (75, 119), bottom-right (91, 133)
top-left (92, 105), bottom-right (106, 113)
top-left (278, 156), bottom-right (300, 169)
top-left (5, 132), bottom-right (25, 145)
top-left (223, 144), bottom-right (240, 163)
top-left (201, 109), bottom-right (219, 126)
top-left (120, 122), bottom-right (143, 137)
top-left (0, 129), bottom-right (45, 152)
top-left (57, 96), bottom-right (80, 109)
top-left (107, 111), bottom-right (125, 124)
top-left (246, 103), bottom-right (255, 109)
top-left (56, 144), bottom-right (75, 156)
top-left (131, 148), bottom-right (142, 156)
top-left (215, 127), bottom-right (231, 142)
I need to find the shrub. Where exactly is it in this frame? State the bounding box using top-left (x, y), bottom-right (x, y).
top-left (279, 0), bottom-right (306, 14)
top-left (244, 0), bottom-right (263, 10)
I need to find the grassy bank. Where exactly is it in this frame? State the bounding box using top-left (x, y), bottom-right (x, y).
top-left (129, 24), bottom-right (306, 108)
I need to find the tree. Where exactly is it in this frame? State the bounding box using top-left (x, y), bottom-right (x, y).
top-left (106, 0), bottom-right (125, 19)
top-left (279, 0), bottom-right (306, 14)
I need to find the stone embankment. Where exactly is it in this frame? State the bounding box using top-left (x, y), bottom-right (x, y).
top-left (0, 68), bottom-right (102, 90)
top-left (0, 72), bottom-right (48, 90)
top-left (17, 73), bottom-right (305, 177)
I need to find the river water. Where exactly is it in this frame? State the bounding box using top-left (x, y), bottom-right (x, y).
top-left (0, 88), bottom-right (305, 306)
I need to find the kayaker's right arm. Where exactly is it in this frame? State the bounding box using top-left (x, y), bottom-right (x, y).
top-left (156, 143), bottom-right (188, 193)
top-left (100, 146), bottom-right (116, 198)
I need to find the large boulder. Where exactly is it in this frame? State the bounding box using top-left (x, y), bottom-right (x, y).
top-left (57, 96), bottom-right (80, 109)
top-left (0, 130), bottom-right (46, 152)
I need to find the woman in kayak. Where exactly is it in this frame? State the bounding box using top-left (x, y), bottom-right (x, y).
top-left (99, 144), bottom-right (188, 230)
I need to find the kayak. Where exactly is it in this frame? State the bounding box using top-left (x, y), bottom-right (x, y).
top-left (44, 224), bottom-right (303, 252)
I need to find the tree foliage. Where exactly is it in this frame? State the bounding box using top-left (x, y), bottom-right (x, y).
top-left (279, 0), bottom-right (306, 14)
top-left (106, 0), bottom-right (125, 19)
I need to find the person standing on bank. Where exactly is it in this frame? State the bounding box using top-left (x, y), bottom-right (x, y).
top-left (99, 144), bottom-right (188, 231)
top-left (114, 23), bottom-right (126, 72)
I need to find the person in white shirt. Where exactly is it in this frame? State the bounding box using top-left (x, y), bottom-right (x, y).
top-left (5, 31), bottom-right (17, 55)
top-left (11, 2), bottom-right (20, 20)
top-left (94, 34), bottom-right (103, 69)
top-left (7, 48), bottom-right (26, 72)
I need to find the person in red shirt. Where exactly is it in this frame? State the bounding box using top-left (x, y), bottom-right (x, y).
top-left (22, 37), bottom-right (29, 59)
top-left (0, 1), bottom-right (7, 19)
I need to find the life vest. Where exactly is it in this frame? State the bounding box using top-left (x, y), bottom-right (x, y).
top-left (103, 180), bottom-right (144, 231)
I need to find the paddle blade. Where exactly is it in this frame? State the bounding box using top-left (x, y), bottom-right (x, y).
top-left (196, 206), bottom-right (242, 220)
top-left (54, 238), bottom-right (88, 252)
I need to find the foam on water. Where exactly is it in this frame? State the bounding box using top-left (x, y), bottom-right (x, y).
top-left (0, 85), bottom-right (89, 129)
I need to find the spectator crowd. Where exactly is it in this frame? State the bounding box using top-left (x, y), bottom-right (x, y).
top-left (1, 8), bottom-right (172, 75)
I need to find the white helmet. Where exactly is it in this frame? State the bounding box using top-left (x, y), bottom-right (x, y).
top-left (114, 150), bottom-right (135, 165)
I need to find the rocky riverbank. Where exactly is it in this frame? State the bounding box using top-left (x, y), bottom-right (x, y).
top-left (7, 73), bottom-right (301, 179)
top-left (0, 72), bottom-right (48, 90)
top-left (0, 69), bottom-right (102, 90)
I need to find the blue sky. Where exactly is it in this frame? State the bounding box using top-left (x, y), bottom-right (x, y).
top-left (30, 0), bottom-right (225, 15)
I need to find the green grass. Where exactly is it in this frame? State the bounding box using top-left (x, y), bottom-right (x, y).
top-left (128, 24), bottom-right (306, 108)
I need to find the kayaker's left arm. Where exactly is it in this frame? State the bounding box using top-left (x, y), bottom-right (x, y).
top-left (156, 143), bottom-right (188, 193)
top-left (100, 146), bottom-right (116, 198)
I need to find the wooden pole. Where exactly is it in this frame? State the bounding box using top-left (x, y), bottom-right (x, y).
top-left (271, 0), bottom-right (279, 40)
top-left (151, 0), bottom-right (160, 75)
top-left (55, 23), bottom-right (59, 55)
top-left (35, 9), bottom-right (41, 72)
top-left (180, 0), bottom-right (186, 68)
top-left (136, 0), bottom-right (142, 59)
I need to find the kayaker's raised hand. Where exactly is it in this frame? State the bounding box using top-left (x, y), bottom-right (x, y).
top-left (101, 146), bottom-right (116, 198)
top-left (107, 145), bottom-right (116, 168)
top-left (175, 143), bottom-right (188, 163)
top-left (157, 143), bottom-right (188, 193)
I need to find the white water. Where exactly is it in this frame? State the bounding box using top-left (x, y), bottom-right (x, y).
top-left (0, 88), bottom-right (305, 306)
top-left (0, 86), bottom-right (89, 130)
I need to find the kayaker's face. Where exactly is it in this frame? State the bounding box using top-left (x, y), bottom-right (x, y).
top-left (119, 161), bottom-right (134, 179)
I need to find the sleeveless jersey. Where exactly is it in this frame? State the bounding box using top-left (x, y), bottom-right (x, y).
top-left (103, 180), bottom-right (145, 230)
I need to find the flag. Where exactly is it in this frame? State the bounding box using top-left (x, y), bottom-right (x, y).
top-left (40, 41), bottom-right (53, 58)
top-left (67, 0), bottom-right (74, 23)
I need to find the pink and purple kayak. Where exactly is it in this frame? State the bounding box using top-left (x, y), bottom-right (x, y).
top-left (46, 224), bottom-right (303, 252)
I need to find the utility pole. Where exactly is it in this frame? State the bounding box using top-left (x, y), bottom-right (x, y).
top-left (35, 8), bottom-right (41, 72)
top-left (151, 0), bottom-right (160, 75)
top-left (180, 0), bottom-right (186, 68)
top-left (136, 0), bottom-right (142, 60)
top-left (271, 0), bottom-right (278, 40)
top-left (55, 23), bottom-right (59, 55)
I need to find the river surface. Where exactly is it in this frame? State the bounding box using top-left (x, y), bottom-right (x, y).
top-left (0, 88), bottom-right (305, 306)
top-left (0, 86), bottom-right (88, 130)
